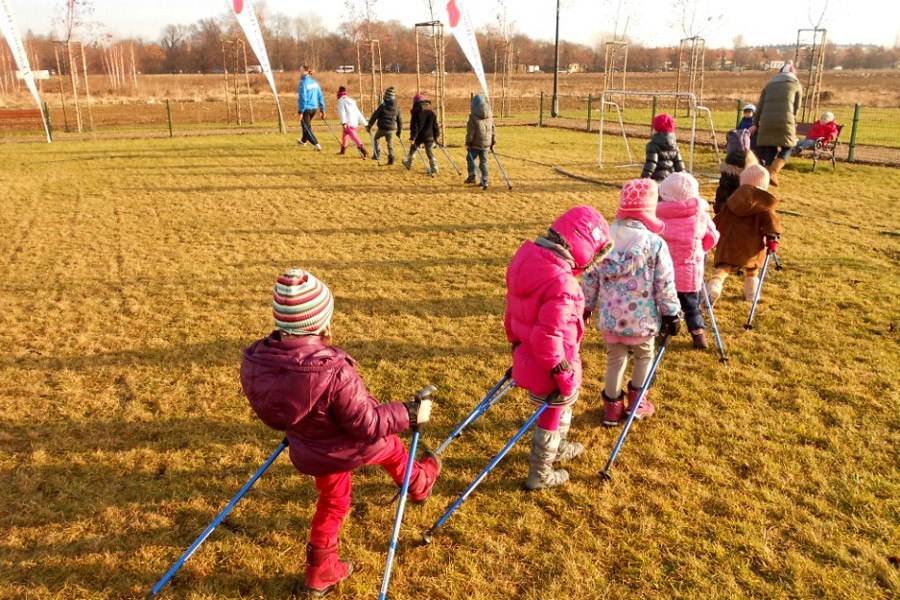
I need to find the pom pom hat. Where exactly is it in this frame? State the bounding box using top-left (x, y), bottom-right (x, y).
top-left (652, 113), bottom-right (675, 133)
top-left (740, 164), bottom-right (770, 190)
top-left (658, 172), bottom-right (700, 203)
top-left (616, 179), bottom-right (665, 234)
top-left (272, 269), bottom-right (334, 335)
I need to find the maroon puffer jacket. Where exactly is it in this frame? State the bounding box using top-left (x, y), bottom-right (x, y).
top-left (240, 332), bottom-right (410, 476)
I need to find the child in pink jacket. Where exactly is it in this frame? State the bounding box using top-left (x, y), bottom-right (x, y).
top-left (656, 172), bottom-right (720, 349)
top-left (505, 206), bottom-right (612, 490)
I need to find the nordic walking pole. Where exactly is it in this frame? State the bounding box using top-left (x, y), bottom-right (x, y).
top-left (600, 339), bottom-right (669, 481)
top-left (378, 385), bottom-right (436, 600)
top-left (435, 371), bottom-right (515, 456)
top-left (421, 402), bottom-right (549, 544)
top-left (773, 252), bottom-right (783, 271)
top-left (145, 439), bottom-right (288, 599)
top-left (413, 145), bottom-right (433, 176)
top-left (366, 129), bottom-right (381, 165)
top-left (435, 143), bottom-right (461, 175)
top-left (490, 148), bottom-right (513, 190)
top-left (701, 282), bottom-right (728, 363)
top-left (745, 251), bottom-right (773, 330)
top-left (320, 116), bottom-right (342, 146)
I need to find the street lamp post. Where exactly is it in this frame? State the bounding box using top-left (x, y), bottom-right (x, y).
top-left (551, 0), bottom-right (560, 117)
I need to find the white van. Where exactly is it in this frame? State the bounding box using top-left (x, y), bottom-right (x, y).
top-left (335, 65), bottom-right (355, 73)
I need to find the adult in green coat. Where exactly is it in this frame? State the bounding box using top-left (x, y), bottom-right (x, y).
top-left (750, 61), bottom-right (802, 186)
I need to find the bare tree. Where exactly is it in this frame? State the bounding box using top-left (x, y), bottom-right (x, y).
top-left (53, 0), bottom-right (102, 43)
top-left (294, 13), bottom-right (327, 70)
top-left (807, 0), bottom-right (830, 29)
top-left (672, 0), bottom-right (722, 40)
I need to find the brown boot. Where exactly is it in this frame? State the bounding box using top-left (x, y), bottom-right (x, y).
top-left (303, 543), bottom-right (355, 597)
top-left (338, 146), bottom-right (346, 155)
top-left (768, 158), bottom-right (786, 186)
top-left (358, 146), bottom-right (368, 158)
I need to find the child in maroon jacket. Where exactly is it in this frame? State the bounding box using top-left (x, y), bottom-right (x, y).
top-left (240, 269), bottom-right (441, 597)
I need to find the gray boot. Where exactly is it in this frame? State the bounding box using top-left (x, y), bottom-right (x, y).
top-left (525, 427), bottom-right (569, 490)
top-left (555, 406), bottom-right (584, 462)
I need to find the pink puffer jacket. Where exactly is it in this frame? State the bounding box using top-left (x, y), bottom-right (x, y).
top-left (504, 206), bottom-right (611, 397)
top-left (656, 197), bottom-right (719, 292)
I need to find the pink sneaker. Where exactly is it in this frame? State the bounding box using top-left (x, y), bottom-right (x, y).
top-left (626, 383), bottom-right (654, 419)
top-left (602, 391), bottom-right (625, 427)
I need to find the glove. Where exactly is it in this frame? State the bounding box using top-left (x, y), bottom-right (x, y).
top-left (550, 360), bottom-right (575, 398)
top-left (766, 236), bottom-right (779, 254)
top-left (405, 385), bottom-right (436, 430)
top-left (662, 314), bottom-right (682, 337)
top-left (319, 110), bottom-right (325, 118)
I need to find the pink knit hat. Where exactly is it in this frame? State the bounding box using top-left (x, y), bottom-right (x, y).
top-left (658, 172), bottom-right (700, 203)
top-left (740, 164), bottom-right (770, 190)
top-left (336, 86), bottom-right (348, 98)
top-left (652, 113), bottom-right (675, 133)
top-left (780, 61), bottom-right (795, 74)
top-left (616, 179), bottom-right (664, 234)
top-left (413, 93), bottom-right (426, 102)
top-left (550, 206), bottom-right (612, 272)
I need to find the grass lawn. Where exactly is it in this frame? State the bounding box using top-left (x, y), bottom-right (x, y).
top-left (0, 127), bottom-right (897, 599)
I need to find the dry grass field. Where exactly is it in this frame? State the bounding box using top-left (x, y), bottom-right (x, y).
top-left (0, 126), bottom-right (898, 600)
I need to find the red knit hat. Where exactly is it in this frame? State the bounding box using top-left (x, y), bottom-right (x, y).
top-left (337, 86), bottom-right (347, 98)
top-left (652, 113), bottom-right (675, 133)
top-left (616, 179), bottom-right (664, 234)
top-left (272, 269), bottom-right (334, 335)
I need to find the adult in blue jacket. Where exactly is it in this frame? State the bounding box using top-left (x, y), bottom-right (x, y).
top-left (297, 65), bottom-right (326, 150)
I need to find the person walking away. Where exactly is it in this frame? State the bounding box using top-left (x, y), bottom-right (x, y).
top-left (707, 165), bottom-right (781, 304)
top-left (656, 172), bottom-right (720, 350)
top-left (750, 61), bottom-right (802, 186)
top-left (464, 94), bottom-right (496, 190)
top-left (336, 86), bottom-right (368, 157)
top-left (582, 179), bottom-right (682, 427)
top-left (297, 65), bottom-right (325, 151)
top-left (714, 128), bottom-right (760, 215)
top-left (402, 94), bottom-right (440, 174)
top-left (505, 206), bottom-right (612, 490)
top-left (640, 113), bottom-right (685, 182)
top-left (240, 269), bottom-right (442, 597)
top-left (792, 111), bottom-right (839, 154)
top-left (367, 86), bottom-right (402, 165)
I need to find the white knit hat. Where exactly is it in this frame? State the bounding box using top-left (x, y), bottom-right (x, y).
top-left (740, 164), bottom-right (770, 190)
top-left (658, 172), bottom-right (700, 202)
top-left (821, 112), bottom-right (835, 123)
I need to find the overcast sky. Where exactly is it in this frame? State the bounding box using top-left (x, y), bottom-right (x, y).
top-left (9, 0), bottom-right (898, 49)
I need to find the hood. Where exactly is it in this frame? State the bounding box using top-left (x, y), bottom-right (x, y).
top-left (470, 94), bottom-right (490, 119)
top-left (770, 72), bottom-right (798, 85)
top-left (242, 333), bottom-right (342, 374)
top-left (652, 131), bottom-right (678, 148)
top-left (550, 205), bottom-right (612, 272)
top-left (656, 196), bottom-right (702, 219)
top-left (726, 185), bottom-right (779, 217)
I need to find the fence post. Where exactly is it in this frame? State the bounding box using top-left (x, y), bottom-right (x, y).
top-left (43, 101), bottom-right (53, 141)
top-left (736, 98), bottom-right (743, 129)
top-left (166, 99), bottom-right (174, 138)
top-left (586, 93), bottom-right (592, 132)
top-left (539, 92), bottom-right (544, 127)
top-left (651, 96), bottom-right (658, 136)
top-left (848, 103), bottom-right (860, 163)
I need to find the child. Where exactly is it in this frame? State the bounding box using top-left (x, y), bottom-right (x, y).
top-left (792, 111), bottom-right (839, 154)
top-left (336, 86), bottom-right (368, 157)
top-left (582, 179), bottom-right (682, 427)
top-left (366, 86), bottom-right (402, 165)
top-left (737, 104), bottom-right (755, 130)
top-left (707, 165), bottom-right (781, 304)
top-left (714, 128), bottom-right (759, 215)
top-left (402, 93), bottom-right (440, 174)
top-left (464, 94), bottom-right (495, 190)
top-left (240, 269), bottom-right (441, 596)
top-left (641, 113), bottom-right (685, 182)
top-left (505, 206), bottom-right (612, 490)
top-left (656, 172), bottom-right (720, 349)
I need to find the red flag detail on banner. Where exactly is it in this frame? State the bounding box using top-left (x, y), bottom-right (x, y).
top-left (446, 0), bottom-right (460, 27)
top-left (233, 0), bottom-right (243, 14)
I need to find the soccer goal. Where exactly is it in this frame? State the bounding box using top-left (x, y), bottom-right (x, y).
top-left (597, 91), bottom-right (721, 177)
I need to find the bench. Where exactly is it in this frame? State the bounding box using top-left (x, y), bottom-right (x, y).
top-left (793, 121), bottom-right (844, 172)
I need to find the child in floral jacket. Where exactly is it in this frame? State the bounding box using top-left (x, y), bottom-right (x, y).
top-left (582, 179), bottom-right (682, 427)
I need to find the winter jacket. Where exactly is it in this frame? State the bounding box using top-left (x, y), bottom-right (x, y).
top-left (408, 100), bottom-right (440, 144)
top-left (641, 132), bottom-right (685, 182)
top-left (801, 120), bottom-right (839, 144)
top-left (656, 198), bottom-right (720, 293)
top-left (504, 208), bottom-right (611, 398)
top-left (753, 72), bottom-right (802, 148)
top-left (297, 74), bottom-right (325, 113)
top-left (465, 94), bottom-right (495, 151)
top-left (713, 185), bottom-right (781, 270)
top-left (367, 99), bottom-right (402, 133)
top-left (240, 332), bottom-right (409, 477)
top-left (714, 149), bottom-right (758, 215)
top-left (337, 95), bottom-right (367, 128)
top-left (737, 116), bottom-right (754, 130)
top-left (582, 220), bottom-right (681, 343)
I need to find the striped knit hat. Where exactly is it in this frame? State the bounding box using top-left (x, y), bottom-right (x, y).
top-left (272, 269), bottom-right (334, 335)
top-left (383, 86), bottom-right (396, 101)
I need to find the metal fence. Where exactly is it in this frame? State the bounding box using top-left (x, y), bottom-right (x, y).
top-left (1, 91), bottom-right (898, 167)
